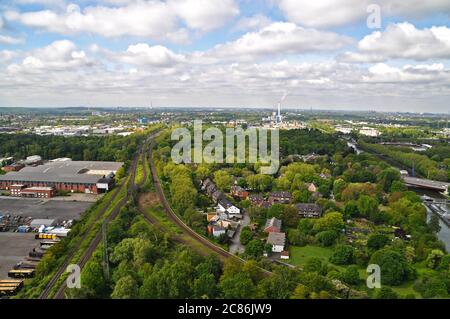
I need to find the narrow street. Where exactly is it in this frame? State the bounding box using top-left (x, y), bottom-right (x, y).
top-left (229, 211), bottom-right (250, 254)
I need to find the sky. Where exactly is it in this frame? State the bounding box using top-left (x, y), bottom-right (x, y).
top-left (0, 0), bottom-right (449, 113)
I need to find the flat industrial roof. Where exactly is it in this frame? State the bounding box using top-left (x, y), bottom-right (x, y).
top-left (0, 161), bottom-right (123, 184)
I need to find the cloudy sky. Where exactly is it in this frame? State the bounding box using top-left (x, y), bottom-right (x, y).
top-left (0, 0), bottom-right (449, 112)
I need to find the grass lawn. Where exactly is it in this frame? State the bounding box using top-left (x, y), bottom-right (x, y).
top-left (289, 245), bottom-right (334, 267)
top-left (389, 281), bottom-right (419, 298)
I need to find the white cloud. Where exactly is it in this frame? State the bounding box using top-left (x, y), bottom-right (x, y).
top-left (364, 62), bottom-right (450, 83)
top-left (1, 44), bottom-right (449, 111)
top-left (0, 50), bottom-right (18, 63)
top-left (234, 14), bottom-right (272, 31)
top-left (117, 43), bottom-right (185, 67)
top-left (0, 34), bottom-right (24, 45)
top-left (203, 22), bottom-right (353, 61)
top-left (7, 40), bottom-right (89, 73)
top-left (278, 0), bottom-right (366, 29)
top-left (277, 0), bottom-right (450, 28)
top-left (5, 0), bottom-right (239, 42)
top-left (357, 23), bottom-right (450, 61)
top-left (337, 51), bottom-right (385, 63)
top-left (169, 0), bottom-right (239, 32)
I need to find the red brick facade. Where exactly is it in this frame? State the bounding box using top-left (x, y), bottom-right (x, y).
top-left (1, 181), bottom-right (98, 194)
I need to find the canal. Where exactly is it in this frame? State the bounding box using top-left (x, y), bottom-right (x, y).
top-left (347, 140), bottom-right (449, 252)
top-left (412, 188), bottom-right (450, 252)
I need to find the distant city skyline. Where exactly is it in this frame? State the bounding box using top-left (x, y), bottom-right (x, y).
top-left (0, 1), bottom-right (449, 112)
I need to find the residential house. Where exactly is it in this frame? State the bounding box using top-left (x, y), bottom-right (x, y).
top-left (208, 225), bottom-right (226, 238)
top-left (217, 198), bottom-right (241, 215)
top-left (206, 182), bottom-right (218, 197)
top-left (296, 203), bottom-right (322, 218)
top-left (266, 232), bottom-right (286, 253)
top-left (268, 191), bottom-right (292, 204)
top-left (230, 185), bottom-right (249, 199)
top-left (201, 178), bottom-right (213, 191)
top-left (212, 190), bottom-right (223, 203)
top-left (280, 251), bottom-right (290, 260)
top-left (264, 217), bottom-right (282, 233)
top-left (249, 193), bottom-right (264, 206)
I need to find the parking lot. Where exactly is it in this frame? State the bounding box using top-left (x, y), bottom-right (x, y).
top-left (0, 197), bottom-right (92, 220)
top-left (0, 232), bottom-right (37, 279)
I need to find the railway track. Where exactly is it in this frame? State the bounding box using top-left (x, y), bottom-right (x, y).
top-left (53, 135), bottom-right (161, 299)
top-left (40, 136), bottom-right (154, 299)
top-left (148, 142), bottom-right (247, 264)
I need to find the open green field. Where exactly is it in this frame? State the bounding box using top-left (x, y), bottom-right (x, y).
top-left (288, 245), bottom-right (333, 267)
top-left (289, 245), bottom-right (422, 298)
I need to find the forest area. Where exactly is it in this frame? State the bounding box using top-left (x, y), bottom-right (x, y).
top-left (0, 133), bottom-right (143, 163)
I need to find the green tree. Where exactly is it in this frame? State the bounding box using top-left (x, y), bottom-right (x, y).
top-left (193, 273), bottom-right (218, 299)
top-left (111, 275), bottom-right (139, 299)
top-left (378, 168), bottom-right (401, 192)
top-left (313, 212), bottom-right (344, 233)
top-left (214, 170), bottom-right (233, 191)
top-left (369, 249), bottom-right (413, 286)
top-left (329, 245), bottom-right (354, 265)
top-left (357, 195), bottom-right (380, 221)
top-left (367, 234), bottom-right (390, 252)
top-left (315, 230), bottom-right (338, 247)
top-left (220, 272), bottom-right (256, 299)
top-left (245, 239), bottom-right (265, 258)
top-left (340, 265), bottom-right (360, 285)
top-left (374, 287), bottom-right (398, 299)
top-left (240, 227), bottom-right (253, 246)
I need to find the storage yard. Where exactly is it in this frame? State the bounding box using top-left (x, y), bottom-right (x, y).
top-left (0, 197), bottom-right (93, 290)
top-left (0, 197), bottom-right (91, 220)
top-left (0, 233), bottom-right (37, 279)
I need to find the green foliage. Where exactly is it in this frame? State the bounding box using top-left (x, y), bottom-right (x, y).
top-left (240, 227), bottom-right (253, 246)
top-left (279, 129), bottom-right (347, 157)
top-left (373, 287), bottom-right (399, 299)
top-left (313, 212), bottom-right (344, 234)
top-left (329, 245), bottom-right (355, 265)
top-left (413, 275), bottom-right (449, 298)
top-left (0, 133), bottom-right (140, 162)
top-left (359, 141), bottom-right (449, 182)
top-left (369, 249), bottom-right (414, 286)
top-left (245, 239), bottom-right (265, 258)
top-left (315, 230), bottom-right (338, 247)
top-left (367, 234), bottom-right (390, 252)
top-left (246, 174), bottom-right (273, 192)
top-left (111, 275), bottom-right (139, 299)
top-left (214, 170), bottom-right (233, 191)
top-left (340, 265), bottom-right (360, 285)
top-left (377, 168), bottom-right (401, 192)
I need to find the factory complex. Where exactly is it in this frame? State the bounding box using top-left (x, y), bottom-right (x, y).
top-left (0, 159), bottom-right (123, 196)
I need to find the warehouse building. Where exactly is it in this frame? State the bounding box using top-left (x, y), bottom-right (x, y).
top-left (0, 160), bottom-right (123, 195)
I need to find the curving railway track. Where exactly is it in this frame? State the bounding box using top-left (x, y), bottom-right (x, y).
top-left (40, 135), bottom-right (154, 299)
top-left (41, 130), bottom-right (267, 300)
top-left (148, 142), bottom-right (247, 264)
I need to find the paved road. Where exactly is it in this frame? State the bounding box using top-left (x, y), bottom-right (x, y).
top-left (229, 212), bottom-right (250, 255)
top-left (403, 176), bottom-right (449, 192)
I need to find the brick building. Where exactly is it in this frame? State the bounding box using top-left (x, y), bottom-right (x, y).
top-left (0, 160), bottom-right (123, 195)
top-left (10, 184), bottom-right (56, 198)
